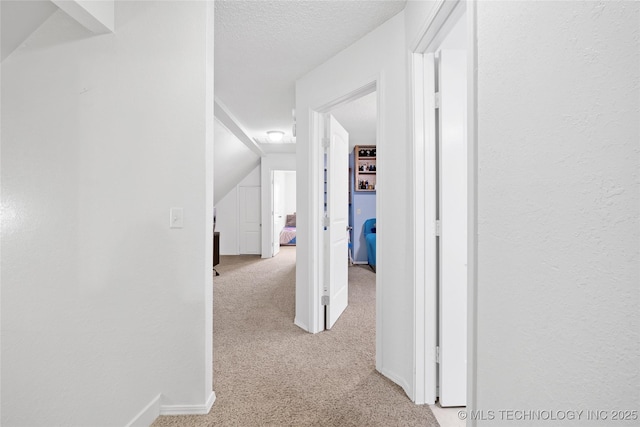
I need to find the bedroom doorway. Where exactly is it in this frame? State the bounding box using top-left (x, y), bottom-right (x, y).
top-left (272, 170), bottom-right (297, 257)
top-left (260, 154), bottom-right (296, 259)
top-left (319, 87), bottom-right (378, 331)
top-left (332, 92), bottom-right (378, 271)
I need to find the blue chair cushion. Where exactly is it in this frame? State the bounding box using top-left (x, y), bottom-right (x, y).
top-left (363, 218), bottom-right (376, 266)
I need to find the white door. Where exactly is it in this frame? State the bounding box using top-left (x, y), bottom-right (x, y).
top-left (437, 49), bottom-right (468, 407)
top-left (272, 171), bottom-right (286, 256)
top-left (239, 185), bottom-right (261, 254)
top-left (324, 115), bottom-right (349, 329)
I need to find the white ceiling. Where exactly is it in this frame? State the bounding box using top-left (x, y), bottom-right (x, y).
top-left (214, 0), bottom-right (406, 142)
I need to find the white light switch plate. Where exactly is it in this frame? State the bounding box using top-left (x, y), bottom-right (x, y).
top-left (170, 207), bottom-right (184, 228)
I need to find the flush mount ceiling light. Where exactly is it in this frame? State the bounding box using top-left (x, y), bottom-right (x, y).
top-left (266, 130), bottom-right (285, 143)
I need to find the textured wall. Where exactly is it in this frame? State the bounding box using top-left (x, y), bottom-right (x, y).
top-left (1, 2), bottom-right (213, 425)
top-left (475, 1), bottom-right (639, 424)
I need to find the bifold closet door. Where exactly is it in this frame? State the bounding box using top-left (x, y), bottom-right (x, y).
top-left (437, 49), bottom-right (468, 407)
top-left (239, 185), bottom-right (261, 255)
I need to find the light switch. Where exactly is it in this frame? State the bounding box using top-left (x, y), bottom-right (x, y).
top-left (356, 208), bottom-right (361, 215)
top-left (170, 207), bottom-right (184, 229)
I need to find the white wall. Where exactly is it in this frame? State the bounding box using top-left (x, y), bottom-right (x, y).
top-left (215, 165), bottom-right (261, 255)
top-left (473, 1), bottom-right (639, 424)
top-left (283, 170), bottom-right (297, 215)
top-left (405, 0), bottom-right (438, 48)
top-left (261, 153), bottom-right (296, 258)
top-left (216, 188), bottom-right (238, 255)
top-left (1, 2), bottom-right (214, 425)
top-left (295, 12), bottom-right (414, 397)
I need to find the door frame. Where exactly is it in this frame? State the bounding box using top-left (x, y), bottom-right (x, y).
top-left (271, 169), bottom-right (294, 258)
top-left (307, 79), bottom-right (381, 351)
top-left (272, 170), bottom-right (282, 257)
top-left (409, 0), bottom-right (478, 409)
top-left (260, 155), bottom-right (296, 258)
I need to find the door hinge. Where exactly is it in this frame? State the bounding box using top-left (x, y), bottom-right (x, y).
top-left (435, 219), bottom-right (441, 236)
top-left (434, 92), bottom-right (441, 109)
top-left (322, 137), bottom-right (330, 148)
top-left (321, 295), bottom-right (330, 306)
top-left (323, 217), bottom-right (330, 227)
top-left (436, 346), bottom-right (440, 364)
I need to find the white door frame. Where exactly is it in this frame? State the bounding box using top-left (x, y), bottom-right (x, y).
top-left (409, 0), bottom-right (478, 409)
top-left (307, 80), bottom-right (381, 350)
top-left (260, 155), bottom-right (296, 258)
top-left (272, 170), bottom-right (282, 257)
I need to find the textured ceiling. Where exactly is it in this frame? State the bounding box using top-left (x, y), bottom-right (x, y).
top-left (214, 0), bottom-right (406, 140)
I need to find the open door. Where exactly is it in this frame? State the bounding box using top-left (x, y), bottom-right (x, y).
top-left (324, 115), bottom-right (349, 329)
top-left (437, 49), bottom-right (467, 407)
top-left (272, 171), bottom-right (285, 257)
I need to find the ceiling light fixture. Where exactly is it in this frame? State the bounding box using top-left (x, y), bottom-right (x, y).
top-left (267, 130), bottom-right (285, 143)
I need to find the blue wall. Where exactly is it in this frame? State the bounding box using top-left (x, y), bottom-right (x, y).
top-left (349, 153), bottom-right (376, 263)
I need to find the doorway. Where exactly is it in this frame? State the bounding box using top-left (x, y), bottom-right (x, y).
top-left (260, 154), bottom-right (297, 259)
top-left (411, 0), bottom-right (474, 411)
top-left (317, 88), bottom-right (379, 332)
top-left (272, 170), bottom-right (297, 257)
top-left (332, 92), bottom-right (378, 270)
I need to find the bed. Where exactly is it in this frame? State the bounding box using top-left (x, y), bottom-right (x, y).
top-left (279, 213), bottom-right (297, 246)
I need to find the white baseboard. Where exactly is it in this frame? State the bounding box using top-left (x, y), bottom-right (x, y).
top-left (353, 261), bottom-right (369, 265)
top-left (294, 317), bottom-right (309, 332)
top-left (378, 367), bottom-right (413, 402)
top-left (160, 391), bottom-right (216, 416)
top-left (126, 394), bottom-right (161, 427)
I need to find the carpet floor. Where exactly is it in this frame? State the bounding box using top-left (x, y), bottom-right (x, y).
top-left (151, 247), bottom-right (439, 427)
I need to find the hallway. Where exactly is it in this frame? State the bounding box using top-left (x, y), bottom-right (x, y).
top-left (152, 247), bottom-right (438, 426)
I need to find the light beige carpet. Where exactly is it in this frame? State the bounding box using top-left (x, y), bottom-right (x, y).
top-left (152, 247), bottom-right (439, 427)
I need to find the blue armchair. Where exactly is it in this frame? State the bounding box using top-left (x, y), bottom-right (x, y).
top-left (363, 218), bottom-right (376, 268)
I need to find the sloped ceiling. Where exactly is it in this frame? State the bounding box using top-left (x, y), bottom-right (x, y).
top-left (214, 118), bottom-right (261, 204)
top-left (214, 0), bottom-right (406, 142)
top-left (1, 0), bottom-right (58, 61)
